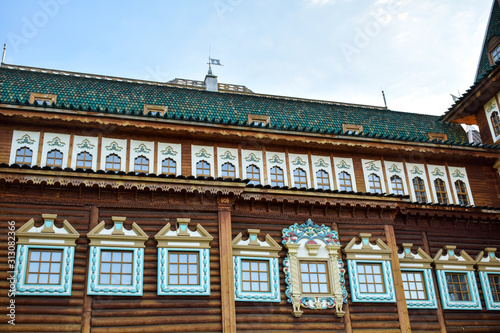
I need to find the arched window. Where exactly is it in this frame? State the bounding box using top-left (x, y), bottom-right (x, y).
top-left (434, 179), bottom-right (448, 204)
top-left (105, 154), bottom-right (121, 171)
top-left (293, 168), bottom-right (307, 188)
top-left (491, 111), bottom-right (500, 137)
top-left (76, 152), bottom-right (92, 169)
top-left (270, 166), bottom-right (284, 187)
top-left (338, 171), bottom-right (352, 191)
top-left (455, 180), bottom-right (470, 206)
top-left (221, 162), bottom-right (236, 178)
top-left (368, 173), bottom-right (382, 194)
top-left (162, 158), bottom-right (176, 175)
top-left (487, 36), bottom-right (500, 65)
top-left (15, 147), bottom-right (33, 165)
top-left (46, 149), bottom-right (63, 168)
top-left (134, 156), bottom-right (149, 173)
top-left (412, 177), bottom-right (426, 203)
top-left (390, 175), bottom-right (404, 195)
top-left (246, 165), bottom-right (260, 185)
top-left (196, 160), bottom-right (210, 177)
top-left (316, 170), bottom-right (330, 190)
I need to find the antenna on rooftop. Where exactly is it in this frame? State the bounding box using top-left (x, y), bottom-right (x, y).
top-left (1, 43), bottom-right (6, 64)
top-left (381, 89), bottom-right (388, 109)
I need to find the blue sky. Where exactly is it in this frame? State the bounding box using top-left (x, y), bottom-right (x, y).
top-left (0, 0), bottom-right (493, 115)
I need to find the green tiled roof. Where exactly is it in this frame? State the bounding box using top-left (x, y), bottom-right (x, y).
top-left (476, 0), bottom-right (500, 82)
top-left (0, 66), bottom-right (467, 143)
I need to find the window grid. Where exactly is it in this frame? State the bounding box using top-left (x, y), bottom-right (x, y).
top-left (368, 173), bottom-right (382, 194)
top-left (390, 175), bottom-right (404, 195)
top-left (99, 250), bottom-right (134, 285)
top-left (489, 274), bottom-right (500, 302)
top-left (413, 177), bottom-right (427, 203)
top-left (221, 162), bottom-right (236, 178)
top-left (162, 158), bottom-right (176, 175)
top-left (300, 261), bottom-right (329, 294)
top-left (168, 251), bottom-right (199, 285)
top-left (493, 45), bottom-right (500, 63)
top-left (446, 272), bottom-right (471, 301)
top-left (338, 171), bottom-right (352, 191)
top-left (16, 147), bottom-right (33, 165)
top-left (26, 249), bottom-right (63, 285)
top-left (491, 111), bottom-right (500, 137)
top-left (241, 259), bottom-right (270, 292)
top-left (46, 149), bottom-right (63, 168)
top-left (270, 166), bottom-right (284, 187)
top-left (196, 160), bottom-right (210, 177)
top-left (134, 156), bottom-right (149, 173)
top-left (293, 168), bottom-right (307, 188)
top-left (105, 154), bottom-right (121, 171)
top-left (434, 178), bottom-right (449, 204)
top-left (316, 170), bottom-right (330, 190)
top-left (455, 180), bottom-right (470, 205)
top-left (402, 271), bottom-right (427, 300)
top-left (357, 263), bottom-right (385, 294)
top-left (76, 152), bottom-right (92, 169)
top-left (246, 164), bottom-right (260, 185)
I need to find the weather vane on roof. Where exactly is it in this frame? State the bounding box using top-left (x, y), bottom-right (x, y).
top-left (207, 46), bottom-right (223, 74)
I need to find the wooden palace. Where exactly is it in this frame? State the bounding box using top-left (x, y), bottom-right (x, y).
top-left (2, 3), bottom-right (500, 333)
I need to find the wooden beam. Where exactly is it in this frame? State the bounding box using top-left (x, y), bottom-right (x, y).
top-left (218, 196), bottom-right (236, 333)
top-left (384, 224), bottom-right (411, 333)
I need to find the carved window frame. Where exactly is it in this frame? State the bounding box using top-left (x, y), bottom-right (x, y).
top-left (192, 145), bottom-right (214, 177)
top-left (398, 243), bottom-right (438, 308)
top-left (29, 92), bottom-right (57, 105)
top-left (232, 229), bottom-right (281, 302)
top-left (344, 233), bottom-right (396, 303)
top-left (129, 140), bottom-right (154, 174)
top-left (282, 219), bottom-right (347, 318)
top-left (361, 160), bottom-right (386, 194)
top-left (477, 248), bottom-right (500, 310)
top-left (333, 157), bottom-right (357, 192)
top-left (144, 104), bottom-right (168, 117)
top-left (342, 124), bottom-right (363, 134)
top-left (87, 217), bottom-right (148, 296)
top-left (40, 132), bottom-right (70, 169)
top-left (155, 218), bottom-right (213, 296)
top-left (448, 166), bottom-right (475, 206)
top-left (15, 214), bottom-right (79, 296)
top-left (10, 131), bottom-right (41, 166)
top-left (100, 138), bottom-right (127, 171)
top-left (434, 245), bottom-right (482, 310)
top-left (483, 96), bottom-right (500, 143)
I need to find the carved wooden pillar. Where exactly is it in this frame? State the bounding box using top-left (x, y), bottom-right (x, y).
top-left (218, 196), bottom-right (236, 333)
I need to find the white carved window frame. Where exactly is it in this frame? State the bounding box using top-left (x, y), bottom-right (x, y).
top-left (484, 96), bottom-right (500, 143)
top-left (448, 166), bottom-right (475, 206)
top-left (406, 163), bottom-right (431, 203)
top-left (266, 151), bottom-right (288, 187)
top-left (191, 145), bottom-right (214, 177)
top-left (384, 161), bottom-right (409, 195)
top-left (427, 164), bottom-right (453, 204)
top-left (100, 138), bottom-right (128, 171)
top-left (155, 218), bottom-right (213, 296)
top-left (398, 243), bottom-right (438, 308)
top-left (361, 159), bottom-right (386, 194)
top-left (241, 149), bottom-right (264, 185)
top-left (289, 153), bottom-right (309, 188)
top-left (344, 233), bottom-right (396, 303)
top-left (232, 229), bottom-right (281, 302)
top-left (333, 157), bottom-right (357, 192)
top-left (87, 217), bottom-right (148, 296)
top-left (129, 140), bottom-right (154, 173)
top-left (157, 143), bottom-right (182, 176)
top-left (71, 135), bottom-right (98, 170)
top-left (476, 247), bottom-right (500, 310)
top-left (14, 214), bottom-right (79, 296)
top-left (217, 147), bottom-right (239, 179)
top-left (434, 245), bottom-right (482, 310)
top-left (311, 155), bottom-right (334, 190)
top-left (282, 219), bottom-right (347, 318)
top-left (9, 130), bottom-right (41, 166)
top-left (40, 132), bottom-right (71, 168)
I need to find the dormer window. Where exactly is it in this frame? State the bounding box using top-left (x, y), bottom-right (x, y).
top-left (487, 36), bottom-right (500, 65)
top-left (29, 92), bottom-right (57, 106)
top-left (248, 114), bottom-right (270, 126)
top-left (428, 132), bottom-right (448, 142)
top-left (342, 124), bottom-right (363, 135)
top-left (144, 104), bottom-right (168, 117)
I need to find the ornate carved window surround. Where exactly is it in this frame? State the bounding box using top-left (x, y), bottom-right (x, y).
top-left (477, 247), bottom-right (500, 310)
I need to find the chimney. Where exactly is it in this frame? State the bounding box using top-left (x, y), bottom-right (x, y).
top-left (204, 66), bottom-right (218, 92)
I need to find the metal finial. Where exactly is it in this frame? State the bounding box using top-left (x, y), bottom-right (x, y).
top-left (1, 44), bottom-right (6, 64)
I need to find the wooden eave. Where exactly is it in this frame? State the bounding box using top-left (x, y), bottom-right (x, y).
top-left (1, 105), bottom-right (498, 159)
top-left (443, 64), bottom-right (500, 124)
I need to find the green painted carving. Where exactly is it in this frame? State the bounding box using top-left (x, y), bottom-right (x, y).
top-left (134, 143), bottom-right (151, 154)
top-left (17, 134), bottom-right (36, 145)
top-left (486, 103), bottom-right (497, 114)
top-left (410, 166), bottom-right (424, 175)
top-left (161, 145), bottom-right (178, 156)
top-left (195, 148), bottom-right (212, 159)
top-left (431, 167), bottom-right (445, 177)
top-left (451, 169), bottom-right (465, 178)
top-left (77, 139), bottom-right (95, 150)
top-left (268, 154), bottom-right (284, 165)
top-left (47, 136), bottom-right (66, 147)
top-left (291, 156), bottom-right (307, 166)
top-left (105, 141), bottom-right (124, 152)
top-left (387, 164), bottom-right (402, 174)
top-left (245, 153), bottom-right (260, 163)
top-left (314, 158), bottom-right (329, 168)
top-left (220, 150), bottom-right (236, 161)
top-left (365, 162), bottom-right (380, 172)
top-left (336, 160), bottom-right (351, 170)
